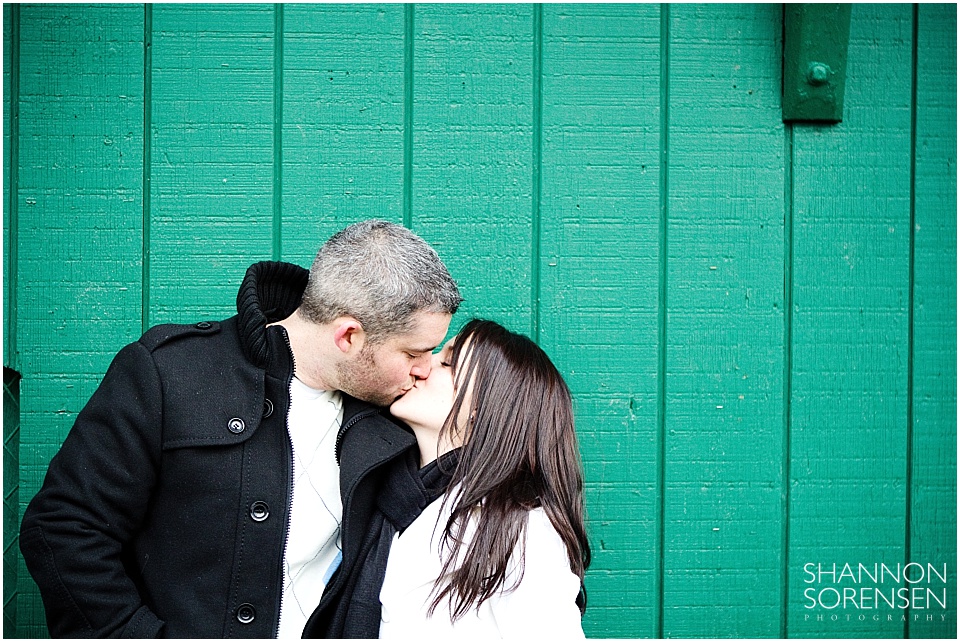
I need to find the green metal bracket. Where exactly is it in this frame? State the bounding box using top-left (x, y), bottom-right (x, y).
top-left (782, 4), bottom-right (851, 123)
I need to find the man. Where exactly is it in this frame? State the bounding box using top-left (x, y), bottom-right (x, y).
top-left (20, 219), bottom-right (462, 638)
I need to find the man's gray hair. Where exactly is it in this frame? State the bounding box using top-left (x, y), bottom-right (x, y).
top-left (299, 219), bottom-right (462, 342)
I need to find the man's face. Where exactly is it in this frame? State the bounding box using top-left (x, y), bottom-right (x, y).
top-left (336, 311), bottom-right (452, 406)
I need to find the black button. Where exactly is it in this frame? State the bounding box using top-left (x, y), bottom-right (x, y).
top-left (227, 418), bottom-right (245, 434)
top-left (250, 501), bottom-right (269, 522)
top-left (196, 321), bottom-right (212, 330)
top-left (262, 399), bottom-right (274, 418)
top-left (236, 603), bottom-right (256, 624)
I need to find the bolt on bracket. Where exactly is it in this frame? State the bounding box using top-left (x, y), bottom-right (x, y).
top-left (782, 4), bottom-right (852, 123)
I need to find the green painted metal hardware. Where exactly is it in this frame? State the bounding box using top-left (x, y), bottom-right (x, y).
top-left (782, 4), bottom-right (851, 122)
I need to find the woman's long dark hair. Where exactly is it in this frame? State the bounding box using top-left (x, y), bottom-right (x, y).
top-left (429, 319), bottom-right (590, 620)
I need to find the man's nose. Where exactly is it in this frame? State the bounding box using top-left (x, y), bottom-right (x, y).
top-left (410, 354), bottom-right (433, 380)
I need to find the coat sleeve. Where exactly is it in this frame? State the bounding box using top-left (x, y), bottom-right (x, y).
top-left (20, 341), bottom-right (166, 638)
top-left (489, 509), bottom-right (585, 639)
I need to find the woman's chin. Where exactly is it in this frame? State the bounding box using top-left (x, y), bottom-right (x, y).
top-left (388, 401), bottom-right (407, 422)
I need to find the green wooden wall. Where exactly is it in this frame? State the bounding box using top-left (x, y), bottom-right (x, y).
top-left (3, 4), bottom-right (956, 638)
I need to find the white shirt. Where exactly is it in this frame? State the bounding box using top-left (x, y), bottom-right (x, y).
top-left (379, 488), bottom-right (585, 639)
top-left (276, 379), bottom-right (343, 638)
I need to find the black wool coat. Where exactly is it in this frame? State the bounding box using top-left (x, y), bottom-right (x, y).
top-left (20, 261), bottom-right (416, 638)
top-left (304, 449), bottom-right (459, 639)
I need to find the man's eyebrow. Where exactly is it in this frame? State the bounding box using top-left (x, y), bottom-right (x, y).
top-left (407, 345), bottom-right (439, 354)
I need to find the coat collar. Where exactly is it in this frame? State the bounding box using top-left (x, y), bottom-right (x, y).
top-left (236, 261), bottom-right (309, 368)
top-left (336, 394), bottom-right (412, 465)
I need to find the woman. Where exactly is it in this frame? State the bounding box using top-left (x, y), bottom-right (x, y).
top-left (379, 319), bottom-right (590, 637)
top-left (304, 319), bottom-right (590, 639)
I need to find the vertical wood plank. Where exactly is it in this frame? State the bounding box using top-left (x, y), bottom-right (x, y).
top-left (540, 4), bottom-right (661, 637)
top-left (788, 5), bottom-right (913, 637)
top-left (909, 4), bottom-right (956, 638)
top-left (4, 3), bottom-right (17, 369)
top-left (281, 4), bottom-right (405, 266)
top-left (150, 4), bottom-right (274, 323)
top-left (665, 4), bottom-right (786, 636)
top-left (14, 5), bottom-right (144, 636)
top-left (411, 4), bottom-right (534, 330)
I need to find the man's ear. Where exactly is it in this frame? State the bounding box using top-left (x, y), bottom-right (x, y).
top-left (332, 318), bottom-right (365, 355)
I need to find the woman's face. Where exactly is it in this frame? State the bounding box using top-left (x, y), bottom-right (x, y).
top-left (389, 335), bottom-right (467, 432)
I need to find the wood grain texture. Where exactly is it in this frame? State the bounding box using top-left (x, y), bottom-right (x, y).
top-left (3, 4), bottom-right (14, 369)
top-left (281, 4), bottom-right (406, 265)
top-left (788, 4), bottom-right (913, 637)
top-left (909, 4), bottom-right (957, 638)
top-left (665, 4), bottom-right (786, 636)
top-left (410, 3), bottom-right (534, 332)
top-left (150, 4), bottom-right (274, 324)
top-left (13, 5), bottom-right (145, 636)
top-left (540, 4), bottom-right (661, 637)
